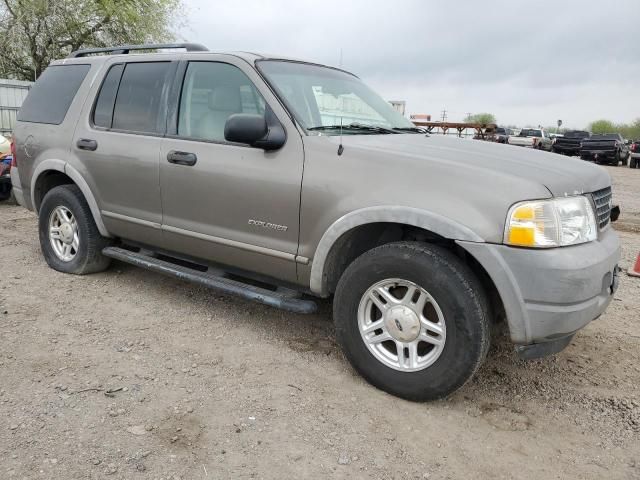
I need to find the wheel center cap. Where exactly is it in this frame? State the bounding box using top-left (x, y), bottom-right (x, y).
top-left (60, 223), bottom-right (74, 244)
top-left (384, 305), bottom-right (420, 342)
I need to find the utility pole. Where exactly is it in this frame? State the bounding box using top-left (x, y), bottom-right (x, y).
top-left (440, 109), bottom-right (447, 122)
top-left (465, 112), bottom-right (472, 122)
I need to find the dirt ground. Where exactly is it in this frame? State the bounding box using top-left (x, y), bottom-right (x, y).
top-left (1, 165), bottom-right (639, 480)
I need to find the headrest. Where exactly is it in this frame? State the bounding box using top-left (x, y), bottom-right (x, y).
top-left (208, 85), bottom-right (242, 112)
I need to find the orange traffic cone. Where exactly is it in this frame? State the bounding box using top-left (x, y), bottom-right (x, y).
top-left (629, 252), bottom-right (640, 278)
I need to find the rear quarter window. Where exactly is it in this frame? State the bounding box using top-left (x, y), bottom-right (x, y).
top-left (17, 64), bottom-right (90, 125)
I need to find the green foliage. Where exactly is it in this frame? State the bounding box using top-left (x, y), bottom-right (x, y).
top-left (589, 119), bottom-right (616, 134)
top-left (464, 113), bottom-right (496, 125)
top-left (0, 0), bottom-right (183, 80)
top-left (588, 118), bottom-right (640, 140)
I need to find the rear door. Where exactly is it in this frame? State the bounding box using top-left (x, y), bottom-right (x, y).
top-left (73, 59), bottom-right (177, 245)
top-left (158, 55), bottom-right (304, 283)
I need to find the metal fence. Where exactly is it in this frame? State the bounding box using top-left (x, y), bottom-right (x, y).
top-left (0, 79), bottom-right (33, 137)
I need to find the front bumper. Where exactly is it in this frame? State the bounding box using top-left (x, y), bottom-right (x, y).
top-left (458, 227), bottom-right (620, 351)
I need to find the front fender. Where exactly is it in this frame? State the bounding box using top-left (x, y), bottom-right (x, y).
top-left (309, 205), bottom-right (484, 296)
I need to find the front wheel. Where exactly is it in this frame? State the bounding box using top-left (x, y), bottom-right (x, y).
top-left (38, 185), bottom-right (112, 274)
top-left (333, 242), bottom-right (490, 401)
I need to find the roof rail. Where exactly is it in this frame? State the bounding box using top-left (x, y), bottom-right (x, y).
top-left (67, 43), bottom-right (209, 58)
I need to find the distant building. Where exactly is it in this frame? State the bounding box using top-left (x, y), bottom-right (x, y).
top-left (388, 100), bottom-right (406, 116)
top-left (0, 79), bottom-right (32, 137)
top-left (410, 113), bottom-right (432, 122)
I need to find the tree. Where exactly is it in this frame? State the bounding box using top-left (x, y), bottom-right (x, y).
top-left (589, 119), bottom-right (616, 134)
top-left (0, 0), bottom-right (183, 81)
top-left (464, 113), bottom-right (496, 125)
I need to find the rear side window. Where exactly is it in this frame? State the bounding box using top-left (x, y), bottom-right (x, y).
top-left (93, 64), bottom-right (124, 128)
top-left (18, 64), bottom-right (90, 125)
top-left (111, 62), bottom-right (172, 134)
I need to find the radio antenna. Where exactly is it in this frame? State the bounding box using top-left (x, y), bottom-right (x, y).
top-left (337, 117), bottom-right (344, 156)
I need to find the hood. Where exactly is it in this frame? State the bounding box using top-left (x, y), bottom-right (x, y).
top-left (335, 134), bottom-right (610, 196)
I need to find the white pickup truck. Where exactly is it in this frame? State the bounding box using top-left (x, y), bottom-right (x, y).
top-left (508, 128), bottom-right (553, 151)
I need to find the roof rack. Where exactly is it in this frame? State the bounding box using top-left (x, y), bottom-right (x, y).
top-left (67, 43), bottom-right (208, 58)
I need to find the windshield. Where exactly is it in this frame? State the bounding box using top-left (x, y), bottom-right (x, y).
top-left (257, 60), bottom-right (415, 134)
top-left (519, 129), bottom-right (542, 137)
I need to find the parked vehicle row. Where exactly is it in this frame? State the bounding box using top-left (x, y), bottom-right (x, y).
top-left (489, 126), bottom-right (636, 168)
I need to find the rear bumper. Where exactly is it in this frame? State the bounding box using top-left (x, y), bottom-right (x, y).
top-left (9, 167), bottom-right (26, 207)
top-left (458, 227), bottom-right (620, 351)
top-left (581, 149), bottom-right (617, 159)
top-left (553, 145), bottom-right (580, 155)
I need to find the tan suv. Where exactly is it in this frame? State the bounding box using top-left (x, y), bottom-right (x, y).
top-left (10, 43), bottom-right (620, 401)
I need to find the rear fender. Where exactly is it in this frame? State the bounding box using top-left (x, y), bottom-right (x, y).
top-left (31, 159), bottom-right (111, 237)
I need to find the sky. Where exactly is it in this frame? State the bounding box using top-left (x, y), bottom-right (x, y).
top-left (182, 0), bottom-right (640, 129)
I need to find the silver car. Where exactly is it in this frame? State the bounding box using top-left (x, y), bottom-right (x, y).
top-left (10, 43), bottom-right (620, 401)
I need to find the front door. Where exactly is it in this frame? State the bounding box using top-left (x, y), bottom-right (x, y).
top-left (159, 56), bottom-right (304, 283)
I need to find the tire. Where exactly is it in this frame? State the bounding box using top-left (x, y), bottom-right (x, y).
top-left (631, 157), bottom-right (638, 169)
top-left (612, 151), bottom-right (621, 166)
top-left (333, 241), bottom-right (490, 401)
top-left (38, 184), bottom-right (112, 274)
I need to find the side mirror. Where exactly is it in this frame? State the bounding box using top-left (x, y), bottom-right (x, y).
top-left (224, 109), bottom-right (286, 151)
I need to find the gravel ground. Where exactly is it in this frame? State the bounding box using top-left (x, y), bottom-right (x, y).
top-left (1, 166), bottom-right (639, 479)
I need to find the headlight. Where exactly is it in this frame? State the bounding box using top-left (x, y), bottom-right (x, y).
top-left (504, 196), bottom-right (597, 248)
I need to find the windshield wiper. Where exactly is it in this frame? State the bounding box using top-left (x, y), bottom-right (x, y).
top-left (392, 127), bottom-right (426, 134)
top-left (308, 123), bottom-right (398, 134)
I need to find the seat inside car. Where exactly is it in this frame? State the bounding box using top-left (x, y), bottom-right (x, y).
top-left (195, 85), bottom-right (242, 140)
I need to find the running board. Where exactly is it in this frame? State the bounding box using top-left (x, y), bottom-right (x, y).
top-left (102, 246), bottom-right (317, 314)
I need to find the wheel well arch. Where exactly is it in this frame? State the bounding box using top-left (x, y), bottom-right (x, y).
top-left (33, 170), bottom-right (74, 212)
top-left (310, 214), bottom-right (504, 327)
top-left (30, 161), bottom-right (111, 237)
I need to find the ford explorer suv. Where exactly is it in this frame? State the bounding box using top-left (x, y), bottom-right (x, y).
top-left (10, 43), bottom-right (620, 402)
top-left (508, 128), bottom-right (553, 151)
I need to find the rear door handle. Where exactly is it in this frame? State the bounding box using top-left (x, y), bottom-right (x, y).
top-left (76, 138), bottom-right (98, 151)
top-left (167, 150), bottom-right (197, 166)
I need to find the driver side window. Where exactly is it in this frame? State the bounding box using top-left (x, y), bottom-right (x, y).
top-left (178, 62), bottom-right (265, 142)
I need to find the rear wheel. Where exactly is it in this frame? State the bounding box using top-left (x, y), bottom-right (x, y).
top-left (613, 151), bottom-right (621, 166)
top-left (38, 185), bottom-right (112, 274)
top-left (333, 242), bottom-right (490, 401)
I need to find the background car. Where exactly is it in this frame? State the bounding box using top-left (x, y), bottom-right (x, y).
top-left (493, 127), bottom-right (513, 143)
top-left (629, 139), bottom-right (640, 168)
top-left (552, 130), bottom-right (590, 156)
top-left (580, 133), bottom-right (629, 165)
top-left (508, 128), bottom-right (553, 151)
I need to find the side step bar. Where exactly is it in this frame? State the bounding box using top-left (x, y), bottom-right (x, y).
top-left (102, 247), bottom-right (317, 314)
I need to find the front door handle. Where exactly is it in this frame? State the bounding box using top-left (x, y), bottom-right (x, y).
top-left (167, 150), bottom-right (197, 166)
top-left (76, 138), bottom-right (98, 151)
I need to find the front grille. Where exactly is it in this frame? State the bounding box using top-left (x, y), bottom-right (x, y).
top-left (592, 187), bottom-right (612, 230)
